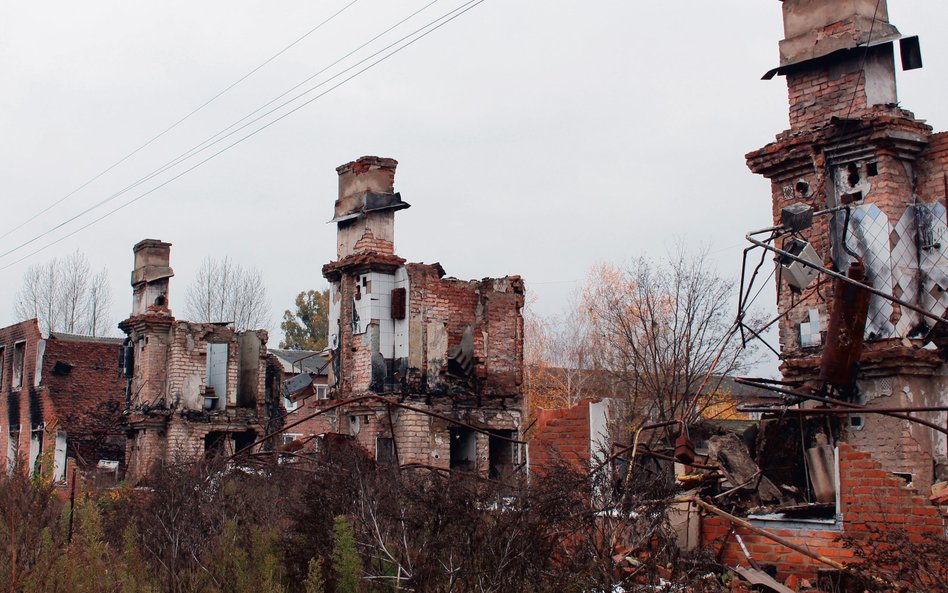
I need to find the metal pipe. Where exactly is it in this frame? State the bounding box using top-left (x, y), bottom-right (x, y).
top-left (745, 232), bottom-right (948, 327)
top-left (738, 405), bottom-right (948, 414)
top-left (734, 378), bottom-right (948, 436)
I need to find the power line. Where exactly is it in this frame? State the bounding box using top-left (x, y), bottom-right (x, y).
top-left (0, 0), bottom-right (487, 272)
top-left (0, 0), bottom-right (362, 242)
top-left (0, 0), bottom-right (462, 263)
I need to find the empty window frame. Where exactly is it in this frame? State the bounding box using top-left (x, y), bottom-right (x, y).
top-left (316, 384), bottom-right (329, 400)
top-left (6, 428), bottom-right (19, 473)
top-left (12, 342), bottom-right (25, 389)
top-left (488, 430), bottom-right (516, 479)
top-left (53, 432), bottom-right (67, 481)
top-left (28, 427), bottom-right (43, 476)
top-left (233, 430), bottom-right (257, 453)
top-left (449, 427), bottom-right (476, 471)
top-left (376, 437), bottom-right (395, 465)
top-left (205, 343), bottom-right (228, 410)
top-left (204, 432), bottom-right (228, 458)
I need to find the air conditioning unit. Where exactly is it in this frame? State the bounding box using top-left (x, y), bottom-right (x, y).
top-left (779, 238), bottom-right (821, 292)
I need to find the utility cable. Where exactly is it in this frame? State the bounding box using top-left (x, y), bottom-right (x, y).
top-left (0, 0), bottom-right (469, 263)
top-left (0, 0), bottom-right (362, 242)
top-left (0, 0), bottom-right (487, 272)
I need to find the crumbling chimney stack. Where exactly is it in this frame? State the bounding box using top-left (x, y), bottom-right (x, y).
top-left (777, 0), bottom-right (901, 130)
top-left (332, 156), bottom-right (410, 260)
top-left (130, 239), bottom-right (174, 316)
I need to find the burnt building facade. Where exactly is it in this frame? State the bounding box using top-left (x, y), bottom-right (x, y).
top-left (311, 156), bottom-right (525, 476)
top-left (120, 240), bottom-right (281, 482)
top-left (0, 319), bottom-right (126, 482)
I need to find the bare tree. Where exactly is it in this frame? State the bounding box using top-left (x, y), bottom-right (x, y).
top-left (13, 251), bottom-right (113, 336)
top-left (183, 256), bottom-right (270, 331)
top-left (583, 248), bottom-right (759, 430)
top-left (524, 294), bottom-right (596, 410)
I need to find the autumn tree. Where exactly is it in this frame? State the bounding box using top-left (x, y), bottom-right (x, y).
top-left (13, 250), bottom-right (113, 336)
top-left (583, 248), bottom-right (759, 430)
top-left (280, 289), bottom-right (329, 350)
top-left (524, 295), bottom-right (597, 411)
top-left (183, 256), bottom-right (270, 331)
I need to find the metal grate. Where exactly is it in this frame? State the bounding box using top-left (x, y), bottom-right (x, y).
top-left (840, 200), bottom-right (948, 340)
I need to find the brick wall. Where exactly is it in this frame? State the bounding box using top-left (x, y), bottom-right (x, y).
top-left (529, 403), bottom-right (591, 474)
top-left (405, 263), bottom-right (524, 398)
top-left (787, 61), bottom-right (866, 130)
top-left (40, 338), bottom-right (126, 466)
top-left (701, 442), bottom-right (947, 581)
top-left (0, 320), bottom-right (43, 471)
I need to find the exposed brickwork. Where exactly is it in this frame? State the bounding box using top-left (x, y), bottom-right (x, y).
top-left (0, 320), bottom-right (126, 481)
top-left (39, 338), bottom-right (125, 466)
top-left (529, 404), bottom-right (591, 474)
top-left (787, 60), bottom-right (866, 130)
top-left (747, 1), bottom-right (948, 494)
top-left (0, 320), bottom-right (43, 471)
top-left (352, 228), bottom-right (395, 256)
top-left (119, 242), bottom-right (277, 483)
top-left (702, 443), bottom-right (948, 581)
top-left (319, 156), bottom-right (525, 477)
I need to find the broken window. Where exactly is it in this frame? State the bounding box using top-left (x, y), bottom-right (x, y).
top-left (28, 427), bottom-right (42, 476)
top-left (449, 427), bottom-right (476, 471)
top-left (233, 430), bottom-right (256, 454)
top-left (204, 343), bottom-right (228, 410)
top-left (53, 431), bottom-right (66, 481)
top-left (488, 430), bottom-right (515, 479)
top-left (376, 437), bottom-right (395, 465)
top-left (316, 384), bottom-right (328, 400)
top-left (6, 428), bottom-right (18, 473)
top-left (12, 342), bottom-right (25, 389)
top-left (705, 417), bottom-right (841, 523)
top-left (391, 287), bottom-right (406, 320)
top-left (236, 332), bottom-right (259, 408)
top-left (204, 432), bottom-right (228, 458)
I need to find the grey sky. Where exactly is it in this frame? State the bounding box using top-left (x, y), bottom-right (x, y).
top-left (2, 1), bottom-right (947, 374)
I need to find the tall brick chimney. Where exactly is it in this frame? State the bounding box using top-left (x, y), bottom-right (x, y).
top-left (130, 239), bottom-right (173, 316)
top-left (773, 0), bottom-right (902, 130)
top-left (331, 156), bottom-right (410, 260)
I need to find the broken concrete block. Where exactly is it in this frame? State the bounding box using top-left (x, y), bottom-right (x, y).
top-left (708, 434), bottom-right (782, 503)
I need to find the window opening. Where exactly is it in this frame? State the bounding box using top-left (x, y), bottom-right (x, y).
top-left (449, 427), bottom-right (476, 471)
top-left (233, 430), bottom-right (257, 453)
top-left (377, 437), bottom-right (395, 465)
top-left (205, 343), bottom-right (228, 410)
top-left (12, 342), bottom-right (25, 389)
top-left (204, 432), bottom-right (228, 458)
top-left (488, 430), bottom-right (515, 479)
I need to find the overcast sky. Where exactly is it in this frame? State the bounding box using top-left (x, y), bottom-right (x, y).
top-left (2, 1), bottom-right (947, 374)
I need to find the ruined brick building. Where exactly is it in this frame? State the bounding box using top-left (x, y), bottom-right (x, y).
top-left (699, 0), bottom-right (948, 580)
top-left (748, 0), bottom-right (946, 489)
top-left (0, 319), bottom-right (125, 482)
top-left (306, 156), bottom-right (525, 477)
top-left (120, 240), bottom-right (282, 481)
